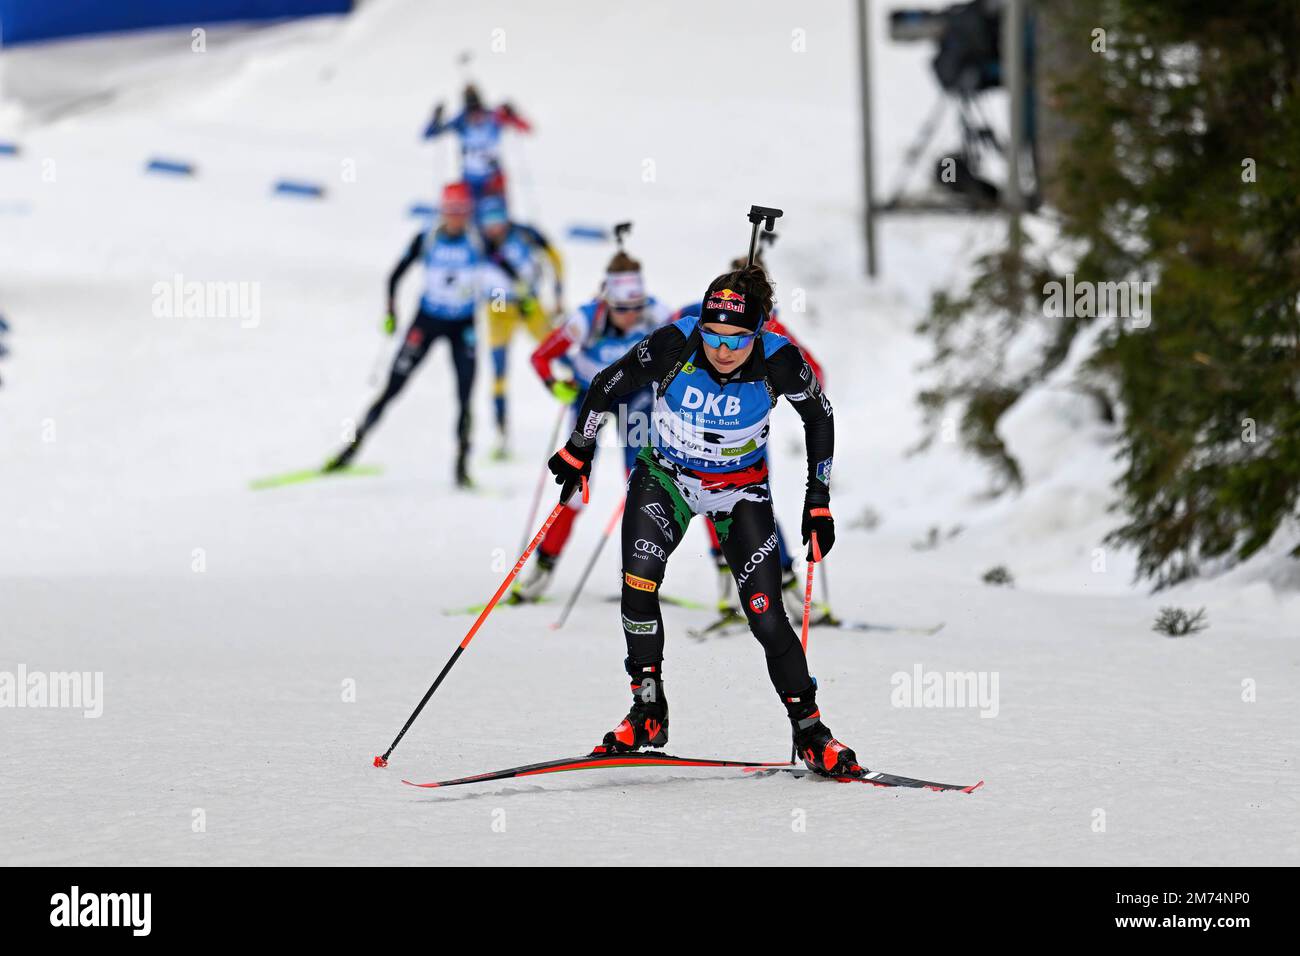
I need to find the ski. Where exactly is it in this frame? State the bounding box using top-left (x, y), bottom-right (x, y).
top-left (808, 605), bottom-right (944, 635)
top-left (745, 766), bottom-right (982, 792)
top-left (687, 609), bottom-right (748, 640)
top-left (446, 592), bottom-right (704, 617)
top-left (442, 595), bottom-right (555, 616)
top-left (686, 608), bottom-right (944, 640)
top-left (402, 751), bottom-right (794, 789)
top-left (829, 619), bottom-right (945, 636)
top-left (455, 482), bottom-right (514, 499)
top-left (249, 464), bottom-right (382, 490)
top-left (603, 593), bottom-right (709, 611)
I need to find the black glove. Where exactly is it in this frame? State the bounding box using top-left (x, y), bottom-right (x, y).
top-left (431, 102), bottom-right (445, 126)
top-left (548, 439), bottom-right (594, 504)
top-left (801, 502), bottom-right (835, 561)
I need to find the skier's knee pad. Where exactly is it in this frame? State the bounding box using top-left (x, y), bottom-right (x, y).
top-left (620, 570), bottom-right (662, 614)
top-left (745, 603), bottom-right (797, 658)
top-left (622, 567), bottom-right (662, 588)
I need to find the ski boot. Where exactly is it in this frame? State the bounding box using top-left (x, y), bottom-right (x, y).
top-left (491, 424), bottom-right (511, 461)
top-left (455, 444), bottom-right (473, 489)
top-left (323, 437), bottom-right (362, 473)
top-left (508, 551), bottom-right (555, 604)
top-left (784, 686), bottom-right (864, 777)
top-left (594, 660), bottom-right (668, 753)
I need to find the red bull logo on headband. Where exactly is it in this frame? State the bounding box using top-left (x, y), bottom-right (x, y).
top-left (706, 288), bottom-right (746, 313)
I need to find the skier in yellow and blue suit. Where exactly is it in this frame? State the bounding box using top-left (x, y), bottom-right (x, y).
top-left (475, 193), bottom-right (565, 457)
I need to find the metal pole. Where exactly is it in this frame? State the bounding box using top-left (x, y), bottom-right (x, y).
top-left (1003, 0), bottom-right (1025, 289)
top-left (857, 0), bottom-right (878, 278)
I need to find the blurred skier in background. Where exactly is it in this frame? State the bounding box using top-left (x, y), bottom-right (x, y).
top-left (474, 193), bottom-right (565, 458)
top-left (510, 249), bottom-right (673, 602)
top-left (325, 181), bottom-right (504, 488)
top-left (423, 84), bottom-right (532, 202)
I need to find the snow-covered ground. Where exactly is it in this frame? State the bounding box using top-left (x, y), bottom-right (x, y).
top-left (1, 0), bottom-right (1296, 866)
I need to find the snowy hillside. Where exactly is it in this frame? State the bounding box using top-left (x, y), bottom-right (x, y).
top-left (1, 0), bottom-right (1296, 866)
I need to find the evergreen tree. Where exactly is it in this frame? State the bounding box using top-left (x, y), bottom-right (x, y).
top-left (921, 0), bottom-right (1300, 587)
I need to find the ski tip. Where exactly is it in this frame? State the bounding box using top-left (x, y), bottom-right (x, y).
top-left (401, 779), bottom-right (440, 788)
top-left (249, 464), bottom-right (383, 490)
top-left (961, 779), bottom-right (984, 794)
top-left (247, 473), bottom-right (316, 491)
top-left (373, 755), bottom-right (388, 768)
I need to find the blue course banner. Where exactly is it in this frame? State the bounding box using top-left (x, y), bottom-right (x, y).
top-left (0, 1), bottom-right (352, 47)
top-left (145, 158), bottom-right (196, 176)
top-left (567, 224), bottom-right (610, 241)
top-left (273, 179), bottom-right (326, 198)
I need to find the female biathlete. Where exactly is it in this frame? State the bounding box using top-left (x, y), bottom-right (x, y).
top-left (545, 263), bottom-right (861, 777)
top-left (672, 251), bottom-right (827, 623)
top-left (512, 249), bottom-right (673, 602)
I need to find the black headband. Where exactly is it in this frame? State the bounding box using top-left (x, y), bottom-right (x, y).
top-left (700, 284), bottom-right (764, 332)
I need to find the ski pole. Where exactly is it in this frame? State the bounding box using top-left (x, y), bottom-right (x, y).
top-left (811, 554), bottom-right (841, 628)
top-left (456, 49), bottom-right (475, 83)
top-left (374, 476), bottom-right (589, 768)
top-left (792, 531), bottom-right (822, 765)
top-left (366, 327), bottom-right (394, 387)
top-left (799, 532), bottom-right (823, 652)
top-left (818, 555), bottom-right (831, 611)
top-left (550, 495), bottom-right (625, 631)
top-left (519, 404), bottom-right (568, 554)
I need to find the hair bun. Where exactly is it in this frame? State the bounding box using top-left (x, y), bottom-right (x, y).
top-left (606, 251), bottom-right (641, 274)
top-left (738, 263), bottom-right (775, 314)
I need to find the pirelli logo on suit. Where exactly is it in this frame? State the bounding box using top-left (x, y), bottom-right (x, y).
top-left (624, 571), bottom-right (658, 592)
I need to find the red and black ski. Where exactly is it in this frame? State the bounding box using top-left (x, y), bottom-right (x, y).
top-left (402, 751), bottom-right (982, 793)
top-left (745, 766), bottom-right (983, 793)
top-left (402, 751), bottom-right (793, 789)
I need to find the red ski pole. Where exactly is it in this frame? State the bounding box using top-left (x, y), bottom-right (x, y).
top-left (793, 532), bottom-right (822, 765)
top-left (374, 476), bottom-right (588, 768)
top-left (800, 532), bottom-right (822, 652)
